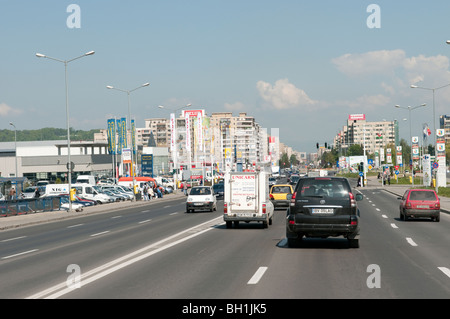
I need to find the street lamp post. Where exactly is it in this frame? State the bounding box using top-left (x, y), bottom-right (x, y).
top-left (9, 122), bottom-right (17, 178)
top-left (36, 50), bottom-right (95, 212)
top-left (410, 83), bottom-right (450, 152)
top-left (394, 103), bottom-right (426, 187)
top-left (107, 83), bottom-right (150, 201)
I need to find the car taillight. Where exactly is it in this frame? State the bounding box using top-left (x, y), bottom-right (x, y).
top-left (349, 192), bottom-right (356, 207)
top-left (291, 192), bottom-right (296, 204)
top-left (262, 203), bottom-right (266, 214)
top-left (435, 202), bottom-right (440, 209)
top-left (269, 194), bottom-right (274, 200)
top-left (224, 203), bottom-right (228, 214)
top-left (406, 201), bottom-right (411, 208)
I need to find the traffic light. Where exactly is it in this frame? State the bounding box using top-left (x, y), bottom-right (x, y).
top-left (324, 142), bottom-right (328, 148)
top-left (359, 162), bottom-right (364, 172)
top-left (316, 143), bottom-right (319, 149)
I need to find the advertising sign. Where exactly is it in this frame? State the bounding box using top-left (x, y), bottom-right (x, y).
top-left (423, 154), bottom-right (431, 186)
top-left (141, 154), bottom-right (154, 177)
top-left (436, 129), bottom-right (447, 188)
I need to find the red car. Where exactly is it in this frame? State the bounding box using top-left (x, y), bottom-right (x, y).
top-left (399, 189), bottom-right (440, 222)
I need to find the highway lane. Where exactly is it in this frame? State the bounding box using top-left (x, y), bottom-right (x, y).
top-left (59, 187), bottom-right (450, 299)
top-left (0, 196), bottom-right (219, 299)
top-left (2, 186), bottom-right (450, 299)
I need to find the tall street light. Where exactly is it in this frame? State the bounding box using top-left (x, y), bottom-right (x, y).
top-left (394, 103), bottom-right (426, 187)
top-left (107, 82), bottom-right (150, 200)
top-left (410, 83), bottom-right (450, 152)
top-left (36, 50), bottom-right (95, 212)
top-left (158, 104), bottom-right (191, 193)
top-left (9, 122), bottom-right (17, 178)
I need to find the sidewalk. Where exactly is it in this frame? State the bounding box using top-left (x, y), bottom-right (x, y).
top-left (362, 175), bottom-right (450, 214)
top-left (0, 192), bottom-right (187, 231)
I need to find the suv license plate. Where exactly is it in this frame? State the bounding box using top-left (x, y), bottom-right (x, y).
top-left (312, 208), bottom-right (334, 214)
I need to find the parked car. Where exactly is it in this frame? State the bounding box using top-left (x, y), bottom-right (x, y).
top-left (269, 184), bottom-right (293, 209)
top-left (213, 183), bottom-right (224, 199)
top-left (186, 186), bottom-right (217, 213)
top-left (286, 177), bottom-right (363, 248)
top-left (21, 186), bottom-right (45, 199)
top-left (398, 189), bottom-right (440, 222)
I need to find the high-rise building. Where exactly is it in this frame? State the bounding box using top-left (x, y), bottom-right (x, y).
top-left (334, 114), bottom-right (398, 154)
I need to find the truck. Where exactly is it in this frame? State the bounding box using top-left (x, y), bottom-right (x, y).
top-left (223, 171), bottom-right (274, 229)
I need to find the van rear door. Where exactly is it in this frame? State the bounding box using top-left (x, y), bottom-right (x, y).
top-left (230, 173), bottom-right (258, 214)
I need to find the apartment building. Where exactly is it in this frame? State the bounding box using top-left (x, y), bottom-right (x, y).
top-left (334, 114), bottom-right (398, 154)
top-left (440, 115), bottom-right (450, 143)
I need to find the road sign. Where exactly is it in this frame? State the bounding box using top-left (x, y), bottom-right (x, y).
top-left (395, 170), bottom-right (399, 175)
top-left (359, 172), bottom-right (364, 177)
top-left (432, 162), bottom-right (439, 169)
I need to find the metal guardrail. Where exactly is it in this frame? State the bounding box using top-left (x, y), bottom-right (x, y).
top-left (0, 197), bottom-right (62, 217)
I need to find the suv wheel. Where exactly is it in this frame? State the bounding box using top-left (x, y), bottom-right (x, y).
top-left (348, 238), bottom-right (359, 248)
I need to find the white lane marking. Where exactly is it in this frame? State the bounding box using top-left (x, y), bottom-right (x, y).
top-left (67, 224), bottom-right (84, 228)
top-left (2, 249), bottom-right (39, 260)
top-left (163, 205), bottom-right (171, 208)
top-left (111, 215), bottom-right (122, 219)
top-left (248, 267), bottom-right (268, 285)
top-left (90, 231), bottom-right (110, 237)
top-left (1, 236), bottom-right (26, 243)
top-left (27, 216), bottom-right (223, 299)
top-left (376, 208), bottom-right (380, 212)
top-left (406, 238), bottom-right (418, 247)
top-left (138, 219), bottom-right (152, 224)
top-left (382, 215), bottom-right (388, 219)
top-left (438, 267), bottom-right (450, 279)
top-left (141, 210), bottom-right (151, 213)
top-left (169, 212), bottom-right (179, 215)
top-left (391, 223), bottom-right (398, 229)
top-left (372, 204), bottom-right (376, 206)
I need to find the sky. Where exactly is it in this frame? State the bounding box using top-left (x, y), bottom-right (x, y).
top-left (1, 0), bottom-right (450, 154)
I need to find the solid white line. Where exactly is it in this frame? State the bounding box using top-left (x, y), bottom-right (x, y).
top-left (391, 223), bottom-right (398, 229)
top-left (438, 267), bottom-right (450, 278)
top-left (248, 267), bottom-right (268, 285)
top-left (2, 249), bottom-right (39, 260)
top-left (90, 231), bottom-right (110, 237)
top-left (0, 236), bottom-right (26, 243)
top-left (138, 219), bottom-right (152, 224)
top-left (406, 237), bottom-right (418, 247)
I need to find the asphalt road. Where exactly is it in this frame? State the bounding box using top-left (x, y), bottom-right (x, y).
top-left (1, 185), bottom-right (450, 300)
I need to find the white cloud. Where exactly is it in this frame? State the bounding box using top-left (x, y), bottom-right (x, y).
top-left (256, 78), bottom-right (316, 110)
top-left (332, 49), bottom-right (406, 77)
top-left (0, 103), bottom-right (22, 117)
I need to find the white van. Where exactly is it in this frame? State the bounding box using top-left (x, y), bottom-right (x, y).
top-left (76, 175), bottom-right (96, 185)
top-left (44, 183), bottom-right (112, 204)
top-left (223, 171), bottom-right (274, 229)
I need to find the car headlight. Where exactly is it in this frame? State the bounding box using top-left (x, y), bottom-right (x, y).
top-left (205, 197), bottom-right (211, 201)
top-left (187, 197), bottom-right (193, 201)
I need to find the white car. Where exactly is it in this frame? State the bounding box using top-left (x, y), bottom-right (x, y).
top-left (186, 186), bottom-right (217, 213)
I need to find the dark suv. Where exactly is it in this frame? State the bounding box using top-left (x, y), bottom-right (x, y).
top-left (286, 177), bottom-right (363, 248)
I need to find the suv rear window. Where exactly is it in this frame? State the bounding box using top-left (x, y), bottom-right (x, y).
top-left (297, 178), bottom-right (349, 199)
